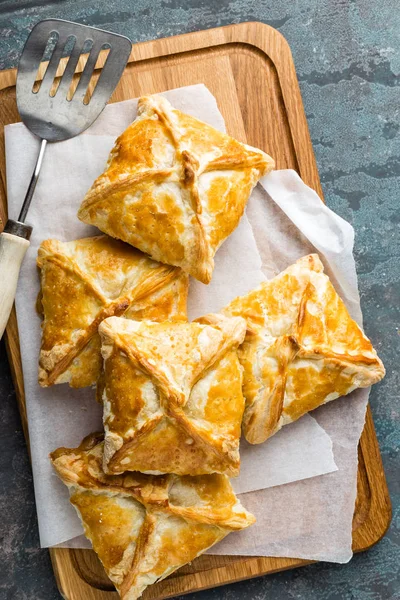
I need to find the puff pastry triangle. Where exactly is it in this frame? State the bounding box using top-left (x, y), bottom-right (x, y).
top-left (206, 254), bottom-right (385, 444)
top-left (98, 315), bottom-right (247, 476)
top-left (50, 433), bottom-right (255, 600)
top-left (37, 235), bottom-right (188, 388)
top-left (77, 94), bottom-right (274, 283)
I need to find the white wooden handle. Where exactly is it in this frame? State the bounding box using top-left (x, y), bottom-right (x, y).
top-left (0, 231), bottom-right (30, 339)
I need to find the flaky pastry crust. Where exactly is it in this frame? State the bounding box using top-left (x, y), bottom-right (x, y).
top-left (215, 254), bottom-right (385, 444)
top-left (37, 235), bottom-right (188, 388)
top-left (50, 433), bottom-right (254, 600)
top-left (77, 94), bottom-right (275, 283)
top-left (98, 315), bottom-right (247, 476)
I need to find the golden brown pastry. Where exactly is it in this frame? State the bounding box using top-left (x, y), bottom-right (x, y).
top-left (77, 94), bottom-right (275, 284)
top-left (37, 235), bottom-right (188, 388)
top-left (207, 254), bottom-right (385, 444)
top-left (50, 433), bottom-right (254, 600)
top-left (98, 314), bottom-right (247, 476)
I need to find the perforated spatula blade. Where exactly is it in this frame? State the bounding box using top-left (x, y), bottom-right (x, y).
top-left (16, 18), bottom-right (132, 143)
top-left (0, 19), bottom-right (131, 339)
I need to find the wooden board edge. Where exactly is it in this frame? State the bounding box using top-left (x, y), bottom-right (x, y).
top-left (50, 547), bottom-right (314, 600)
top-left (0, 66), bottom-right (15, 90)
top-left (223, 22), bottom-right (324, 198)
top-left (0, 22), bottom-right (246, 91)
top-left (353, 406), bottom-right (392, 551)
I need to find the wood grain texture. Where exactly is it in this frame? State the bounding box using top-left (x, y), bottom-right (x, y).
top-left (0, 21), bottom-right (391, 600)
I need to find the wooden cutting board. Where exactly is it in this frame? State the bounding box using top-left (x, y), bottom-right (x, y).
top-left (0, 21), bottom-right (391, 600)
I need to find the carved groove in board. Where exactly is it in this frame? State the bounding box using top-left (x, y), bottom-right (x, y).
top-left (70, 549), bottom-right (115, 591)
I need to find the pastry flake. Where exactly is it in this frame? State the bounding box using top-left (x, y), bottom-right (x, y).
top-left (217, 254), bottom-right (385, 444)
top-left (50, 433), bottom-right (254, 600)
top-left (98, 314), bottom-right (247, 476)
top-left (77, 94), bottom-right (275, 284)
top-left (37, 235), bottom-right (188, 388)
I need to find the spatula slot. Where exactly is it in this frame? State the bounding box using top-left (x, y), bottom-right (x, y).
top-left (83, 43), bottom-right (111, 105)
top-left (32, 31), bottom-right (59, 94)
top-left (65, 38), bottom-right (94, 102)
top-left (49, 35), bottom-right (77, 97)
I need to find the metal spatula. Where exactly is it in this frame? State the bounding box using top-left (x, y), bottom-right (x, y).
top-left (0, 19), bottom-right (131, 338)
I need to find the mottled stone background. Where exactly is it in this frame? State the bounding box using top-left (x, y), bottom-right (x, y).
top-left (0, 1), bottom-right (398, 599)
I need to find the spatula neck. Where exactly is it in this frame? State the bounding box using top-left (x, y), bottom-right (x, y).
top-left (18, 138), bottom-right (47, 223)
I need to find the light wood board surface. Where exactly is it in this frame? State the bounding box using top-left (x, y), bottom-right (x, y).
top-left (0, 21), bottom-right (391, 600)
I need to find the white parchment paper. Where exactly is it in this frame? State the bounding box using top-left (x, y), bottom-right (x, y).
top-left (4, 84), bottom-right (366, 562)
top-left (210, 177), bottom-right (369, 562)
